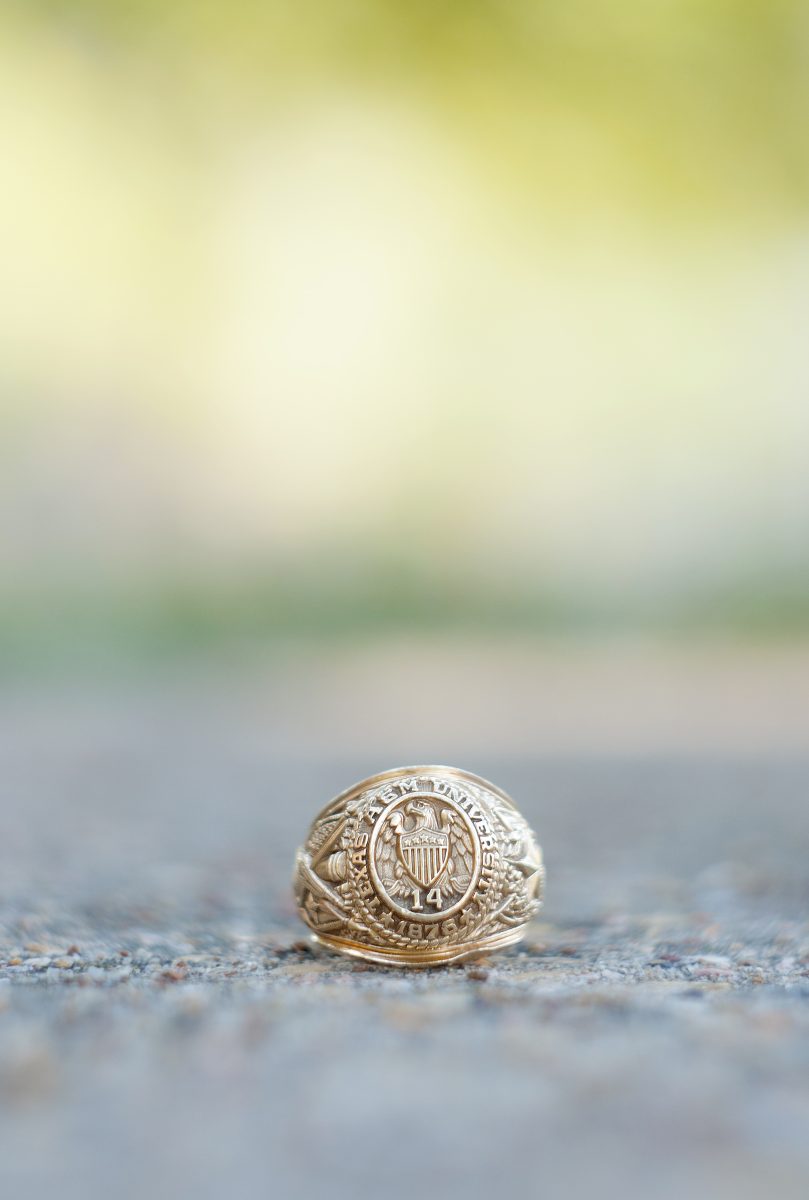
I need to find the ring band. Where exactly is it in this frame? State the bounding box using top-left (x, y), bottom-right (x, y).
top-left (293, 765), bottom-right (544, 966)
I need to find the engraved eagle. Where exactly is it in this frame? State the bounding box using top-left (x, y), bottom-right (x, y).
top-left (376, 799), bottom-right (475, 905)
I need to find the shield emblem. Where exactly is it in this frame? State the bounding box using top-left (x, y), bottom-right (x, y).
top-left (398, 828), bottom-right (449, 889)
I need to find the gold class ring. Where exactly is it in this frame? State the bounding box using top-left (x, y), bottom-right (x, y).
top-left (293, 765), bottom-right (544, 966)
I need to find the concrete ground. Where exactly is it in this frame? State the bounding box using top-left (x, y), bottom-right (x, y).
top-left (1, 641), bottom-right (808, 1200)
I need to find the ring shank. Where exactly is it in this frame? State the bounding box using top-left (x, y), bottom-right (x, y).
top-left (310, 924), bottom-right (530, 967)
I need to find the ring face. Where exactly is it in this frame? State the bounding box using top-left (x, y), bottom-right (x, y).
top-left (293, 766), bottom-right (544, 966)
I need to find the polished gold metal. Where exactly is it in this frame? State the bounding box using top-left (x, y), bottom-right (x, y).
top-left (293, 765), bottom-right (544, 966)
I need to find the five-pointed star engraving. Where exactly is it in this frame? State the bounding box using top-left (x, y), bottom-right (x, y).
top-left (510, 842), bottom-right (543, 880)
top-left (304, 889), bottom-right (347, 932)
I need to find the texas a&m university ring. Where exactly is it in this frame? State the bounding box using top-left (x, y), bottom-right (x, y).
top-left (293, 765), bottom-right (544, 966)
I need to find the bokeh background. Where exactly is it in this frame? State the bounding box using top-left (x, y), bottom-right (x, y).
top-left (2, 0), bottom-right (809, 673)
top-left (2, 9), bottom-right (809, 1200)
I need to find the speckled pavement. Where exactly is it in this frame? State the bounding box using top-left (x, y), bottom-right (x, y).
top-left (1, 664), bottom-right (808, 1200)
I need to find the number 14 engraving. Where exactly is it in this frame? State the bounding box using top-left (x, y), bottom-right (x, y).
top-left (411, 886), bottom-right (443, 911)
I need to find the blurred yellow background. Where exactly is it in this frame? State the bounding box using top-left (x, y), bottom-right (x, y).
top-left (2, 1), bottom-right (808, 665)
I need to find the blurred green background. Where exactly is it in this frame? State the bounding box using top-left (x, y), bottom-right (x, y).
top-left (2, 0), bottom-right (809, 669)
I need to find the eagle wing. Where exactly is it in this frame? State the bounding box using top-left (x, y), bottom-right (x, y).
top-left (440, 813), bottom-right (476, 898)
top-left (374, 821), bottom-right (409, 898)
